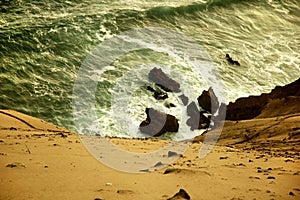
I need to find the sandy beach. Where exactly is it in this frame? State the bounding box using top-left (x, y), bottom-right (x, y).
top-left (0, 109), bottom-right (299, 200)
top-left (2, 0), bottom-right (300, 199)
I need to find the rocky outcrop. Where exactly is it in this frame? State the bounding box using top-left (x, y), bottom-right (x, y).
top-left (197, 87), bottom-right (219, 114)
top-left (179, 94), bottom-right (189, 106)
top-left (149, 67), bottom-right (181, 92)
top-left (186, 101), bottom-right (211, 130)
top-left (226, 78), bottom-right (300, 120)
top-left (139, 108), bottom-right (179, 137)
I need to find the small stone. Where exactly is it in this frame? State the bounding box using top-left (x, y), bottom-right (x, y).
top-left (6, 162), bottom-right (25, 168)
top-left (105, 182), bottom-right (112, 186)
top-left (285, 159), bottom-right (294, 162)
top-left (154, 161), bottom-right (163, 167)
top-left (168, 151), bottom-right (178, 157)
top-left (267, 176), bottom-right (276, 179)
top-left (163, 168), bottom-right (177, 174)
top-left (219, 156), bottom-right (229, 160)
top-left (117, 190), bottom-right (134, 194)
top-left (289, 192), bottom-right (295, 196)
top-left (167, 189), bottom-right (190, 200)
top-left (249, 159), bottom-right (253, 162)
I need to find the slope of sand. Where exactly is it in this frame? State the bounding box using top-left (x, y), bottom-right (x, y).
top-left (0, 109), bottom-right (300, 200)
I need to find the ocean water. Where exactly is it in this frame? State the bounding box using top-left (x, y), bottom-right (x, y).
top-left (1, 0), bottom-right (299, 139)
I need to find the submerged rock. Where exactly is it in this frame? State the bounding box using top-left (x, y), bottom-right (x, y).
top-left (139, 108), bottom-right (179, 137)
top-left (154, 91), bottom-right (168, 100)
top-left (149, 67), bottom-right (181, 92)
top-left (147, 86), bottom-right (169, 100)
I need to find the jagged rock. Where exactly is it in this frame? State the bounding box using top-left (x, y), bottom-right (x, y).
top-left (226, 78), bottom-right (300, 120)
top-left (154, 91), bottom-right (168, 100)
top-left (179, 94), bottom-right (189, 106)
top-left (186, 101), bottom-right (211, 130)
top-left (149, 67), bottom-right (181, 92)
top-left (226, 53), bottom-right (240, 66)
top-left (147, 86), bottom-right (156, 92)
top-left (212, 102), bottom-right (227, 127)
top-left (147, 86), bottom-right (168, 100)
top-left (139, 108), bottom-right (179, 137)
top-left (167, 189), bottom-right (191, 200)
top-left (226, 95), bottom-right (268, 120)
top-left (197, 87), bottom-right (219, 114)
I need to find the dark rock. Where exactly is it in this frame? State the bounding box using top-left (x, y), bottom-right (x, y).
top-left (9, 127), bottom-right (17, 131)
top-left (289, 192), bottom-right (295, 196)
top-left (165, 102), bottom-right (176, 108)
top-left (147, 86), bottom-right (156, 92)
top-left (149, 67), bottom-right (180, 92)
top-left (187, 101), bottom-right (199, 118)
top-left (57, 132), bottom-right (67, 138)
top-left (163, 168), bottom-right (178, 174)
top-left (226, 53), bottom-right (240, 66)
top-left (186, 102), bottom-right (211, 130)
top-left (197, 87), bottom-right (219, 114)
top-left (179, 94), bottom-right (189, 106)
top-left (226, 95), bottom-right (269, 121)
top-left (219, 156), bottom-right (229, 160)
top-left (154, 161), bottom-right (163, 167)
top-left (6, 162), bottom-right (25, 168)
top-left (269, 78), bottom-right (300, 98)
top-left (226, 78), bottom-right (300, 120)
top-left (139, 108), bottom-right (179, 137)
top-left (167, 189), bottom-right (191, 200)
top-left (147, 85), bottom-right (168, 100)
top-left (154, 91), bottom-right (168, 100)
top-left (213, 102), bottom-right (227, 126)
top-left (267, 176), bottom-right (276, 179)
top-left (168, 151), bottom-right (179, 157)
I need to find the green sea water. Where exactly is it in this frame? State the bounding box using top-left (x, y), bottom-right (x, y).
top-left (1, 0), bottom-right (299, 138)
